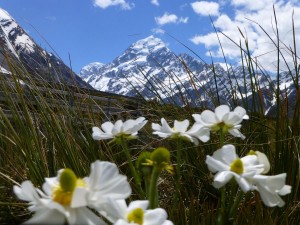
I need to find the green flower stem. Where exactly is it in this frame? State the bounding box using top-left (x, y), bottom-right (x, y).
top-left (219, 131), bottom-right (225, 147)
top-left (174, 138), bottom-right (183, 202)
top-left (217, 187), bottom-right (227, 225)
top-left (217, 131), bottom-right (226, 225)
top-left (120, 138), bottom-right (145, 197)
top-left (228, 189), bottom-right (244, 221)
top-left (149, 167), bottom-right (160, 209)
top-left (176, 138), bottom-right (183, 181)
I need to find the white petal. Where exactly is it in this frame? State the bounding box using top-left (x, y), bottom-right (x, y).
top-left (13, 181), bottom-right (40, 203)
top-left (223, 112), bottom-right (243, 126)
top-left (255, 183), bottom-right (285, 207)
top-left (212, 145), bottom-right (237, 165)
top-left (234, 106), bottom-right (249, 120)
top-left (127, 200), bottom-right (149, 212)
top-left (88, 161), bottom-right (131, 206)
top-left (68, 208), bottom-right (106, 225)
top-left (125, 119), bottom-right (147, 134)
top-left (162, 221), bottom-right (174, 225)
top-left (99, 198), bottom-right (127, 223)
top-left (134, 117), bottom-right (147, 131)
top-left (122, 119), bottom-right (136, 132)
top-left (152, 131), bottom-right (171, 138)
top-left (135, 119), bottom-right (147, 130)
top-left (241, 155), bottom-right (259, 168)
top-left (101, 122), bottom-right (114, 133)
top-left (92, 127), bottom-right (104, 140)
top-left (228, 128), bottom-right (245, 139)
top-left (187, 125), bottom-right (210, 143)
top-left (24, 209), bottom-right (65, 225)
top-left (71, 187), bottom-right (88, 208)
top-left (213, 171), bottom-right (233, 188)
top-left (253, 174), bottom-right (291, 207)
top-left (135, 117), bottom-right (146, 123)
top-left (234, 175), bottom-right (252, 192)
top-left (255, 151), bottom-right (270, 174)
top-left (200, 110), bottom-right (218, 125)
top-left (144, 208), bottom-right (168, 225)
top-left (114, 219), bottom-right (129, 225)
top-left (278, 185), bottom-right (292, 195)
top-left (174, 120), bottom-right (189, 132)
top-left (205, 156), bottom-right (229, 173)
top-left (43, 176), bottom-right (60, 197)
top-left (186, 123), bottom-right (203, 133)
top-left (215, 105), bottom-right (230, 121)
top-left (92, 127), bottom-right (113, 140)
top-left (112, 120), bottom-right (123, 135)
top-left (152, 123), bottom-right (162, 131)
top-left (255, 174), bottom-right (289, 192)
top-left (192, 114), bottom-right (202, 122)
top-left (160, 118), bottom-right (174, 133)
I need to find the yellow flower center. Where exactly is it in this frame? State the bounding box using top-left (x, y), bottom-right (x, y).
top-left (230, 158), bottom-right (244, 174)
top-left (52, 169), bottom-right (86, 206)
top-left (127, 208), bottom-right (144, 225)
top-left (212, 122), bottom-right (233, 133)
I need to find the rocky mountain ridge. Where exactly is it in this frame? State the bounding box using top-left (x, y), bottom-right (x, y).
top-left (80, 35), bottom-right (297, 115)
top-left (0, 8), bottom-right (89, 88)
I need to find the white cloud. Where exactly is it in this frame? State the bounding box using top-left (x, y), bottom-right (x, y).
top-left (179, 17), bottom-right (189, 24)
top-left (93, 0), bottom-right (134, 10)
top-left (152, 28), bottom-right (165, 34)
top-left (155, 13), bottom-right (178, 25)
top-left (155, 12), bottom-right (189, 26)
top-left (190, 0), bottom-right (300, 72)
top-left (151, 0), bottom-right (159, 6)
top-left (231, 0), bottom-right (276, 11)
top-left (191, 1), bottom-right (220, 16)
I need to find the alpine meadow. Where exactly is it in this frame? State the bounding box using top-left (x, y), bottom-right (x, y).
top-left (0, 2), bottom-right (300, 225)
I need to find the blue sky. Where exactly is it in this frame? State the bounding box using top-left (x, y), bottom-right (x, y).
top-left (1, 0), bottom-right (300, 73)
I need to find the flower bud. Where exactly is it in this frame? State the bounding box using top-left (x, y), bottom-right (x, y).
top-left (151, 147), bottom-right (173, 174)
top-left (60, 168), bottom-right (77, 192)
top-left (136, 151), bottom-right (153, 176)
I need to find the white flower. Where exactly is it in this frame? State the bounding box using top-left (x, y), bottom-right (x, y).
top-left (92, 117), bottom-right (147, 141)
top-left (86, 161), bottom-right (132, 208)
top-left (193, 105), bottom-right (249, 139)
top-left (205, 145), bottom-right (265, 192)
top-left (14, 175), bottom-right (104, 225)
top-left (251, 174), bottom-right (292, 207)
top-left (152, 118), bottom-right (210, 144)
top-left (248, 150), bottom-right (270, 174)
top-left (13, 161), bottom-right (131, 225)
top-left (100, 198), bottom-right (173, 225)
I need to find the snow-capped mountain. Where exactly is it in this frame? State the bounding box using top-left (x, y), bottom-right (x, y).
top-left (80, 35), bottom-right (291, 114)
top-left (0, 8), bottom-right (89, 87)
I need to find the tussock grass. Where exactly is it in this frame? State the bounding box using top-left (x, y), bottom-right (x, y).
top-left (1, 14), bottom-right (300, 224)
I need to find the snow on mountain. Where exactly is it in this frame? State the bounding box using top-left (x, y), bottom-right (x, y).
top-left (79, 62), bottom-right (105, 79)
top-left (0, 8), bottom-right (35, 56)
top-left (79, 36), bottom-right (270, 109)
top-left (80, 36), bottom-right (298, 115)
top-left (0, 8), bottom-right (89, 88)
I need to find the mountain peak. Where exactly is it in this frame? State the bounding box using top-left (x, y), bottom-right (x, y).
top-left (0, 7), bottom-right (36, 55)
top-left (0, 7), bottom-right (90, 88)
top-left (0, 8), bottom-right (12, 22)
top-left (79, 62), bottom-right (105, 78)
top-left (129, 35), bottom-right (166, 53)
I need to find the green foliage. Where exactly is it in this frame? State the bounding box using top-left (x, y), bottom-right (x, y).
top-left (1, 14), bottom-right (300, 224)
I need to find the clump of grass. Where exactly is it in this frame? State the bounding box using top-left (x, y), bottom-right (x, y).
top-left (1, 10), bottom-right (300, 225)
